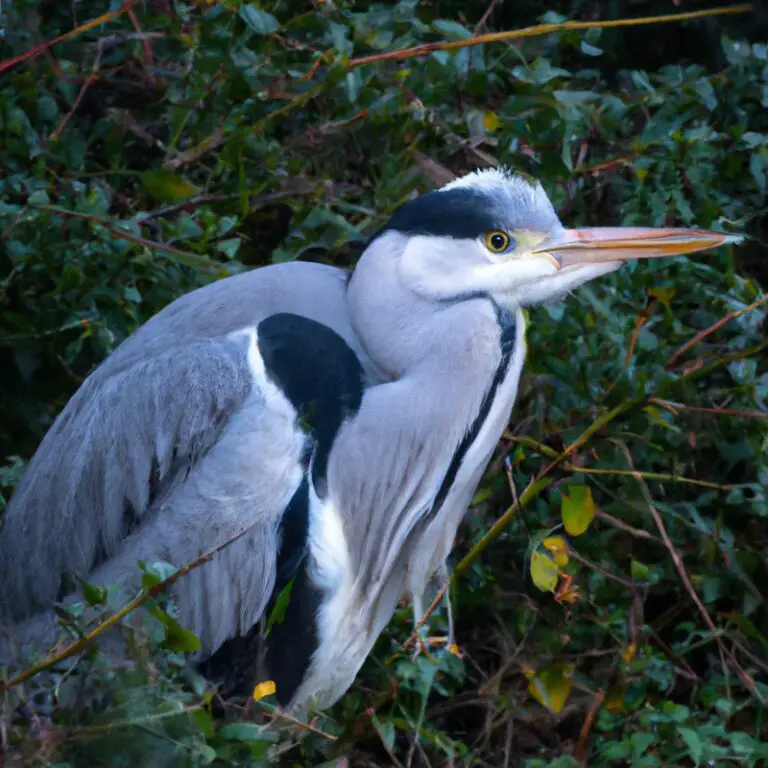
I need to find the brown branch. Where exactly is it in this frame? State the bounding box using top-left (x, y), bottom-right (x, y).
top-left (0, 4), bottom-right (129, 75)
top-left (665, 292), bottom-right (768, 368)
top-left (126, 3), bottom-right (156, 88)
top-left (0, 525), bottom-right (257, 692)
top-left (24, 204), bottom-right (225, 274)
top-left (474, 0), bottom-right (504, 33)
top-left (595, 510), bottom-right (660, 542)
top-left (649, 398), bottom-right (768, 420)
top-left (618, 443), bottom-right (765, 704)
top-left (575, 689), bottom-right (606, 762)
top-left (347, 5), bottom-right (754, 69)
top-left (50, 44), bottom-right (104, 141)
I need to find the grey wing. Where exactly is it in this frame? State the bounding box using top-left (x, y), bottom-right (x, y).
top-left (0, 330), bottom-right (304, 654)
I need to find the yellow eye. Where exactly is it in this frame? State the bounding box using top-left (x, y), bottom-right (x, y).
top-left (484, 230), bottom-right (513, 254)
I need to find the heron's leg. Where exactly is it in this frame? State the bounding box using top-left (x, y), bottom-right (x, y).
top-left (410, 561), bottom-right (455, 658)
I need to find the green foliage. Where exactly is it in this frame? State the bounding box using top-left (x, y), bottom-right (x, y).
top-left (1, 0), bottom-right (766, 764)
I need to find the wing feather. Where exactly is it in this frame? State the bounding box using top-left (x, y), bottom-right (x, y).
top-left (0, 335), bottom-right (256, 623)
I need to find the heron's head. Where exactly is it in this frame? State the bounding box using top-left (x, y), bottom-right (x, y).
top-left (362, 167), bottom-right (740, 314)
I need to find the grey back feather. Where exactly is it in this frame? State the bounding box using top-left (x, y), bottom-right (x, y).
top-left (0, 263), bottom-right (378, 644)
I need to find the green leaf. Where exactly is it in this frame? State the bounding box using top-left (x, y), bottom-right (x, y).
top-left (219, 722), bottom-right (280, 743)
top-left (630, 731), bottom-right (656, 758)
top-left (678, 727), bottom-right (703, 765)
top-left (266, 577), bottom-right (295, 635)
top-left (432, 20), bottom-right (473, 40)
top-left (561, 485), bottom-right (596, 536)
top-left (580, 41), bottom-right (602, 57)
top-left (140, 169), bottom-right (198, 202)
top-left (630, 559), bottom-right (650, 580)
top-left (148, 605), bottom-right (202, 652)
top-left (78, 577), bottom-right (107, 606)
top-left (239, 4), bottom-right (279, 35)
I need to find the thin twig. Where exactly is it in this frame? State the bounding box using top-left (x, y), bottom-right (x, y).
top-left (396, 584), bottom-right (451, 656)
top-left (347, 5), bottom-right (754, 68)
top-left (24, 204), bottom-right (225, 274)
top-left (126, 3), bottom-right (155, 88)
top-left (259, 703), bottom-right (338, 741)
top-left (0, 525), bottom-right (258, 692)
top-left (665, 292), bottom-right (768, 368)
top-left (649, 398), bottom-right (768, 420)
top-left (595, 510), bottom-right (660, 542)
top-left (50, 43), bottom-right (103, 141)
top-left (618, 443), bottom-right (764, 704)
top-left (0, 3), bottom-right (129, 75)
top-left (575, 689), bottom-right (605, 762)
top-left (568, 549), bottom-right (635, 589)
top-left (67, 705), bottom-right (204, 737)
top-left (563, 463), bottom-right (736, 492)
top-left (474, 0), bottom-right (504, 33)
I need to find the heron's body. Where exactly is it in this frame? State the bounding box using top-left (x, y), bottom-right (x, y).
top-left (0, 168), bottom-right (737, 713)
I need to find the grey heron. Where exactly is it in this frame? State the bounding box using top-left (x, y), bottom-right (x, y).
top-left (0, 168), bottom-right (739, 715)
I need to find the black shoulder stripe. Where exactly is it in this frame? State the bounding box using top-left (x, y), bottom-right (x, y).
top-left (256, 313), bottom-right (365, 493)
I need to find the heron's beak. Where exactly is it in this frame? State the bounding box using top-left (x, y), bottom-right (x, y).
top-left (532, 227), bottom-right (743, 269)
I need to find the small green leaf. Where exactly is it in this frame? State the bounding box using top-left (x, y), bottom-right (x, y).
top-left (148, 605), bottom-right (201, 652)
top-left (78, 578), bottom-right (107, 606)
top-left (219, 722), bottom-right (280, 743)
top-left (215, 237), bottom-right (241, 260)
top-left (631, 559), bottom-right (651, 580)
top-left (580, 40), bottom-right (602, 57)
top-left (561, 485), bottom-right (596, 536)
top-left (266, 577), bottom-right (295, 635)
top-left (630, 731), bottom-right (655, 758)
top-left (239, 4), bottom-right (279, 35)
top-left (678, 727), bottom-right (703, 765)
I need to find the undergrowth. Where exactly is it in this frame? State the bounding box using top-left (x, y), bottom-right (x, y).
top-left (1, 1), bottom-right (767, 765)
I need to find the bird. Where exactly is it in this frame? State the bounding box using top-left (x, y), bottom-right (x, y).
top-left (0, 167), bottom-right (739, 716)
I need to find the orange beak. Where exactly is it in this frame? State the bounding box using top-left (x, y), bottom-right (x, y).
top-left (532, 227), bottom-right (742, 269)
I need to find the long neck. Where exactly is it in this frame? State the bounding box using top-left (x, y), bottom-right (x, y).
top-left (322, 298), bottom-right (521, 612)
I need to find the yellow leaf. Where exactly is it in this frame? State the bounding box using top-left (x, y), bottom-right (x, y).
top-left (140, 169), bottom-right (198, 203)
top-left (527, 663), bottom-right (573, 714)
top-left (561, 485), bottom-right (596, 537)
top-left (447, 643), bottom-right (463, 658)
top-left (648, 286), bottom-right (676, 305)
top-left (621, 643), bottom-right (636, 663)
top-left (483, 111), bottom-right (500, 133)
top-left (542, 535), bottom-right (570, 567)
top-left (252, 679), bottom-right (276, 701)
top-left (530, 550), bottom-right (559, 592)
top-left (604, 684), bottom-right (626, 713)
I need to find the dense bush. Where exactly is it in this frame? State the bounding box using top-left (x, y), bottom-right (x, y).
top-left (1, 1), bottom-right (766, 765)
